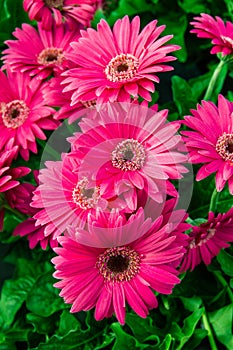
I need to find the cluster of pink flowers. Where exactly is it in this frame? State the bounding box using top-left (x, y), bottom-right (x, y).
top-left (0, 1), bottom-right (233, 324)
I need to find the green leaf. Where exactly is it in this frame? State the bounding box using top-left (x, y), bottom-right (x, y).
top-left (227, 90), bottom-right (233, 102)
top-left (188, 70), bottom-right (212, 101)
top-left (111, 323), bottom-right (146, 350)
top-left (58, 310), bottom-right (81, 336)
top-left (182, 329), bottom-right (208, 350)
top-left (209, 304), bottom-right (233, 350)
top-left (107, 0), bottom-right (155, 26)
top-left (0, 343), bottom-right (16, 350)
top-left (178, 0), bottom-right (207, 13)
top-left (158, 334), bottom-right (172, 350)
top-left (172, 76), bottom-right (197, 116)
top-left (224, 0), bottom-right (233, 21)
top-left (179, 296), bottom-right (202, 312)
top-left (176, 308), bottom-right (204, 350)
top-left (26, 313), bottom-right (57, 335)
top-left (26, 273), bottom-right (67, 317)
top-left (0, 276), bottom-right (35, 327)
top-left (126, 313), bottom-right (162, 343)
top-left (217, 250), bottom-right (233, 277)
top-left (158, 15), bottom-right (188, 62)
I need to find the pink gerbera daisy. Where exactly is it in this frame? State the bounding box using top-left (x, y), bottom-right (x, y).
top-left (2, 22), bottom-right (81, 79)
top-left (23, 0), bottom-right (97, 30)
top-left (0, 139), bottom-right (30, 231)
top-left (62, 15), bottom-right (180, 104)
top-left (180, 209), bottom-right (233, 272)
top-left (68, 103), bottom-right (188, 202)
top-left (182, 95), bottom-right (233, 193)
top-left (52, 210), bottom-right (188, 324)
top-left (31, 153), bottom-right (132, 240)
top-left (0, 68), bottom-right (59, 160)
top-left (190, 13), bottom-right (233, 56)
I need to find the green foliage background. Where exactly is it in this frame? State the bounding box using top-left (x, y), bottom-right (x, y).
top-left (0, 0), bottom-right (233, 349)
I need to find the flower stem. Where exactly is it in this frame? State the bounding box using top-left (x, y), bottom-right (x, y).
top-left (202, 309), bottom-right (218, 350)
top-left (209, 188), bottom-right (219, 213)
top-left (213, 270), bottom-right (233, 304)
top-left (204, 59), bottom-right (227, 101)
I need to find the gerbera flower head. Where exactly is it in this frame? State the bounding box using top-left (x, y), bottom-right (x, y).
top-left (0, 68), bottom-right (59, 160)
top-left (23, 0), bottom-right (97, 30)
top-left (2, 22), bottom-right (81, 79)
top-left (190, 13), bottom-right (233, 56)
top-left (31, 153), bottom-right (132, 240)
top-left (52, 209), bottom-right (188, 324)
top-left (68, 102), bottom-right (188, 203)
top-left (180, 208), bottom-right (233, 272)
top-left (182, 95), bottom-right (233, 193)
top-left (62, 15), bottom-right (180, 104)
top-left (0, 139), bottom-right (30, 230)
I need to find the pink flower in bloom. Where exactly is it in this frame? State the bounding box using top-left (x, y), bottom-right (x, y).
top-left (0, 69), bottom-right (59, 160)
top-left (62, 16), bottom-right (180, 104)
top-left (52, 210), bottom-right (188, 324)
top-left (31, 155), bottom-right (122, 240)
top-left (0, 139), bottom-right (30, 230)
top-left (68, 103), bottom-right (188, 202)
top-left (180, 209), bottom-right (233, 272)
top-left (23, 0), bottom-right (97, 30)
top-left (190, 13), bottom-right (233, 56)
top-left (2, 22), bottom-right (80, 79)
top-left (182, 95), bottom-right (233, 193)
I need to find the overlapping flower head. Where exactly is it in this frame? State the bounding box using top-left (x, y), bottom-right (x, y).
top-left (52, 202), bottom-right (189, 324)
top-left (0, 68), bottom-right (59, 160)
top-left (190, 13), bottom-right (233, 56)
top-left (2, 22), bottom-right (81, 80)
top-left (23, 0), bottom-right (98, 30)
top-left (180, 208), bottom-right (233, 272)
top-left (182, 95), bottom-right (233, 193)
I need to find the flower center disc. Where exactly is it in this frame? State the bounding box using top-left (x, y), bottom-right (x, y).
top-left (1, 100), bottom-right (29, 129)
top-left (44, 0), bottom-right (63, 8)
top-left (216, 132), bottom-right (233, 162)
top-left (105, 53), bottom-right (140, 82)
top-left (189, 228), bottom-right (216, 248)
top-left (37, 47), bottom-right (64, 66)
top-left (96, 246), bottom-right (140, 283)
top-left (72, 177), bottom-right (100, 210)
top-left (81, 100), bottom-right (97, 109)
top-left (112, 139), bottom-right (146, 171)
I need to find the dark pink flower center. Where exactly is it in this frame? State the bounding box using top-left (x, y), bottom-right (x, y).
top-left (72, 177), bottom-right (100, 210)
top-left (37, 47), bottom-right (64, 66)
top-left (81, 100), bottom-right (97, 108)
top-left (189, 228), bottom-right (216, 248)
top-left (105, 53), bottom-right (140, 82)
top-left (96, 246), bottom-right (141, 283)
top-left (44, 0), bottom-right (63, 8)
top-left (1, 100), bottom-right (29, 129)
top-left (216, 133), bottom-right (233, 162)
top-left (112, 139), bottom-right (146, 171)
